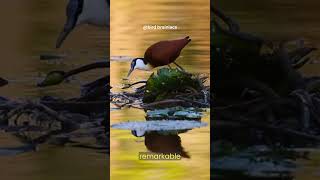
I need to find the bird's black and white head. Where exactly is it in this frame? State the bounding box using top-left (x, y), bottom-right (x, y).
top-left (127, 58), bottom-right (152, 77)
top-left (56, 0), bottom-right (110, 48)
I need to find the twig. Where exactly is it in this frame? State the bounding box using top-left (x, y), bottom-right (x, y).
top-left (177, 97), bottom-right (209, 107)
top-left (31, 102), bottom-right (69, 122)
top-left (211, 6), bottom-right (240, 32)
top-left (293, 57), bottom-right (312, 69)
top-left (122, 80), bottom-right (147, 89)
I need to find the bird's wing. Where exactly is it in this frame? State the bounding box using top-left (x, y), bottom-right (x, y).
top-left (144, 41), bottom-right (172, 66)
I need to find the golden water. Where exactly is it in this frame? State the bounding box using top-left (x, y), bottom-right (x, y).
top-left (110, 0), bottom-right (210, 180)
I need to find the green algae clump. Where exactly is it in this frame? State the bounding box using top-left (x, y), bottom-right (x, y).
top-left (143, 68), bottom-right (203, 103)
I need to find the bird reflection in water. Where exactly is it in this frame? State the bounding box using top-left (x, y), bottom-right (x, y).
top-left (131, 129), bottom-right (191, 158)
top-left (145, 132), bottom-right (190, 158)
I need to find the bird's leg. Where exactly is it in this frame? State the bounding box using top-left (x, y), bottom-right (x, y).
top-left (173, 62), bottom-right (186, 72)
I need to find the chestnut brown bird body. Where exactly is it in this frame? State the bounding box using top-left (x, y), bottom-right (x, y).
top-left (127, 36), bottom-right (191, 77)
top-left (144, 36), bottom-right (191, 67)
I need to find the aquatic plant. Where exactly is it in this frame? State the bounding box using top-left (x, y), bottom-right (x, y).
top-left (111, 67), bottom-right (210, 109)
top-left (0, 100), bottom-right (108, 154)
top-left (146, 107), bottom-right (203, 120)
top-left (0, 62), bottom-right (109, 155)
top-left (143, 68), bottom-right (204, 103)
top-left (37, 71), bottom-right (65, 87)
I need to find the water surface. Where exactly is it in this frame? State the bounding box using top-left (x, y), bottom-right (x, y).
top-left (110, 0), bottom-right (210, 179)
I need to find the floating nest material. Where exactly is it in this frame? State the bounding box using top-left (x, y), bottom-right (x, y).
top-left (0, 62), bottom-right (109, 155)
top-left (146, 107), bottom-right (203, 120)
top-left (0, 99), bottom-right (107, 154)
top-left (111, 68), bottom-right (210, 109)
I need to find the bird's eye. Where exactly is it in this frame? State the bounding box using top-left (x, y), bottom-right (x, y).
top-left (131, 60), bottom-right (136, 67)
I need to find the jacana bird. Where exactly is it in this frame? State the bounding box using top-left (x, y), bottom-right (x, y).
top-left (127, 36), bottom-right (191, 77)
top-left (56, 0), bottom-right (110, 48)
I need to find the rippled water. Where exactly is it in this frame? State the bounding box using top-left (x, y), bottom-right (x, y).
top-left (215, 0), bottom-right (320, 179)
top-left (0, 1), bottom-right (108, 179)
top-left (110, 0), bottom-right (210, 180)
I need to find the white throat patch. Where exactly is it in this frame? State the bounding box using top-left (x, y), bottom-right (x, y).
top-left (135, 59), bottom-right (152, 71)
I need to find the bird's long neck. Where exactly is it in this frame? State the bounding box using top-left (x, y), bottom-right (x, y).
top-left (64, 61), bottom-right (109, 78)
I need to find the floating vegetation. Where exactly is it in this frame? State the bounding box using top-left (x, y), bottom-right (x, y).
top-left (146, 106), bottom-right (204, 121)
top-left (111, 67), bottom-right (210, 109)
top-left (0, 61), bottom-right (109, 155)
top-left (110, 59), bottom-right (209, 160)
top-left (112, 106), bottom-right (207, 138)
top-left (143, 68), bottom-right (205, 102)
top-left (111, 120), bottom-right (207, 137)
top-left (0, 100), bottom-right (107, 153)
top-left (111, 120), bottom-right (207, 131)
